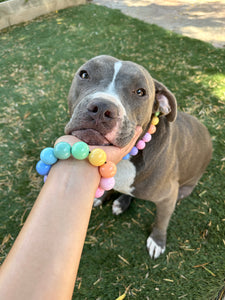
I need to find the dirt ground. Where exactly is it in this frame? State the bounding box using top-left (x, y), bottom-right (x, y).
top-left (92, 0), bottom-right (225, 48)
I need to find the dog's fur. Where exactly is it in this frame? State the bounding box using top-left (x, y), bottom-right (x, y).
top-left (65, 55), bottom-right (212, 258)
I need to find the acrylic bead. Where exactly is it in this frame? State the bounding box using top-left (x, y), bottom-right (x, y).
top-left (36, 160), bottom-right (51, 176)
top-left (155, 111), bottom-right (160, 117)
top-left (130, 146), bottom-right (138, 156)
top-left (136, 140), bottom-right (146, 150)
top-left (95, 187), bottom-right (105, 198)
top-left (99, 161), bottom-right (117, 178)
top-left (44, 175), bottom-right (48, 183)
top-left (71, 141), bottom-right (89, 160)
top-left (88, 148), bottom-right (107, 166)
top-left (54, 142), bottom-right (71, 160)
top-left (148, 124), bottom-right (156, 135)
top-left (123, 154), bottom-right (130, 160)
top-left (40, 147), bottom-right (57, 165)
top-left (151, 116), bottom-right (159, 126)
top-left (142, 133), bottom-right (152, 143)
top-left (100, 177), bottom-right (115, 191)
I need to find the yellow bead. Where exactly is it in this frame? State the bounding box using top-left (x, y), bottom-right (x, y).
top-left (88, 148), bottom-right (107, 166)
top-left (151, 116), bottom-right (159, 126)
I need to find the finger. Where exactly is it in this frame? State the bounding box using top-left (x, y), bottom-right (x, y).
top-left (92, 126), bottom-right (143, 163)
top-left (124, 126), bottom-right (143, 152)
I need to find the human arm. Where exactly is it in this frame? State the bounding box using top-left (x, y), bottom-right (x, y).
top-left (0, 127), bottom-right (142, 300)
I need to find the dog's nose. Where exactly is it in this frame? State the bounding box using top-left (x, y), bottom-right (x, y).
top-left (87, 100), bottom-right (118, 122)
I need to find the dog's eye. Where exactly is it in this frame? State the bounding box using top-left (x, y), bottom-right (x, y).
top-left (136, 88), bottom-right (146, 97)
top-left (79, 70), bottom-right (89, 79)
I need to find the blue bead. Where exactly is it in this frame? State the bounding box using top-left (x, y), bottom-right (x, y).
top-left (36, 160), bottom-right (51, 176)
top-left (40, 147), bottom-right (58, 165)
top-left (122, 154), bottom-right (130, 160)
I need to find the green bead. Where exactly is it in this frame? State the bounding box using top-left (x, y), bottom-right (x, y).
top-left (155, 111), bottom-right (160, 117)
top-left (54, 142), bottom-right (71, 159)
top-left (71, 141), bottom-right (89, 160)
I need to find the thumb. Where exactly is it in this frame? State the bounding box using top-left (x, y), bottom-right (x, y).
top-left (123, 126), bottom-right (143, 155)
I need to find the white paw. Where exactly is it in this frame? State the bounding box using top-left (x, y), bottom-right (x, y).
top-left (112, 200), bottom-right (123, 215)
top-left (93, 198), bottom-right (103, 207)
top-left (146, 236), bottom-right (165, 259)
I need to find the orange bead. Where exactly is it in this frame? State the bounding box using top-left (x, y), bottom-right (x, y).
top-left (99, 161), bottom-right (117, 178)
top-left (148, 124), bottom-right (156, 134)
top-left (151, 116), bottom-right (159, 126)
top-left (88, 148), bottom-right (107, 166)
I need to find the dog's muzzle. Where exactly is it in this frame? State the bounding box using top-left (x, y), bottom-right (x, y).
top-left (87, 100), bottom-right (119, 126)
top-left (65, 99), bottom-right (120, 146)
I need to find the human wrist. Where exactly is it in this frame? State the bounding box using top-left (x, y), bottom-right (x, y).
top-left (49, 158), bottom-right (100, 190)
top-left (36, 141), bottom-right (117, 198)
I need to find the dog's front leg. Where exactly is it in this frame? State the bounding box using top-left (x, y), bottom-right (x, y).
top-left (112, 194), bottom-right (133, 215)
top-left (147, 184), bottom-right (178, 259)
top-left (93, 190), bottom-right (119, 207)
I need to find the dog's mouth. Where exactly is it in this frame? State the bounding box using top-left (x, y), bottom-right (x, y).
top-left (71, 129), bottom-right (113, 146)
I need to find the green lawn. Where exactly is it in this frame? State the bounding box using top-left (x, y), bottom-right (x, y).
top-left (0, 3), bottom-right (225, 299)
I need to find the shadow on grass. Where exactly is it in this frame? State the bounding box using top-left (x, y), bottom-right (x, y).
top-left (0, 3), bottom-right (224, 299)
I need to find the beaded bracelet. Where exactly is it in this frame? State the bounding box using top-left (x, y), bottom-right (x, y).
top-left (36, 142), bottom-right (117, 198)
top-left (36, 111), bottom-right (160, 198)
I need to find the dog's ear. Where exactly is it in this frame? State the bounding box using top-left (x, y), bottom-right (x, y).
top-left (153, 79), bottom-right (177, 122)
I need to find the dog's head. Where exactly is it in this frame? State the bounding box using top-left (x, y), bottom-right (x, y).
top-left (65, 55), bottom-right (177, 147)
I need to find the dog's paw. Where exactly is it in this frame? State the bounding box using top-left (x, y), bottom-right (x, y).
top-left (112, 199), bottom-right (123, 215)
top-left (93, 198), bottom-right (103, 207)
top-left (146, 236), bottom-right (165, 259)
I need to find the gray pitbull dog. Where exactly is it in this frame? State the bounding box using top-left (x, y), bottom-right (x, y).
top-left (65, 55), bottom-right (212, 259)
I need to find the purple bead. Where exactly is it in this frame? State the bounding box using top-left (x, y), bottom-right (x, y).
top-left (130, 146), bottom-right (138, 156)
top-left (44, 175), bottom-right (48, 183)
top-left (142, 133), bottom-right (152, 143)
top-left (136, 140), bottom-right (146, 150)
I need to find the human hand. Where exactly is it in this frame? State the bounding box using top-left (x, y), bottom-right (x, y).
top-left (55, 126), bottom-right (142, 165)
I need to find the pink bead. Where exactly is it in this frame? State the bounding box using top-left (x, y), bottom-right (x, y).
top-left (142, 133), bottom-right (152, 143)
top-left (130, 146), bottom-right (138, 156)
top-left (136, 140), bottom-right (146, 150)
top-left (100, 177), bottom-right (115, 191)
top-left (95, 187), bottom-right (105, 198)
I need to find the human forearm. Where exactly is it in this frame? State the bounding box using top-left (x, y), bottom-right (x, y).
top-left (0, 159), bottom-right (100, 300)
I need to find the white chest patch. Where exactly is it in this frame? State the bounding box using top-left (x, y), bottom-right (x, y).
top-left (114, 159), bottom-right (136, 196)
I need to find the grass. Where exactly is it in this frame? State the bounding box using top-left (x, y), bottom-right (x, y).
top-left (0, 3), bottom-right (225, 299)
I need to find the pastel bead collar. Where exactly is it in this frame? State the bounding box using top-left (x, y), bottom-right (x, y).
top-left (123, 111), bottom-right (160, 160)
